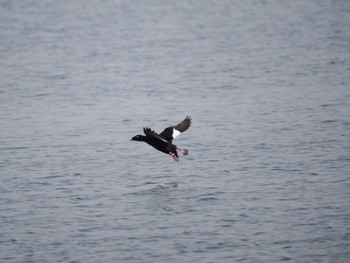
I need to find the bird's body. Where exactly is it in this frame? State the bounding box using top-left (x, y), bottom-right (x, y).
top-left (131, 116), bottom-right (192, 161)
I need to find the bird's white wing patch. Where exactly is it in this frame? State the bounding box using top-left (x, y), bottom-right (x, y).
top-left (172, 129), bottom-right (181, 139)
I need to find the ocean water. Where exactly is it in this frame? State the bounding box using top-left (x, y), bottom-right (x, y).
top-left (1, 0), bottom-right (350, 262)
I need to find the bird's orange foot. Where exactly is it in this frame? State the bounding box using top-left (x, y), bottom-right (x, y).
top-left (169, 152), bottom-right (179, 162)
top-left (178, 148), bottom-right (188, 156)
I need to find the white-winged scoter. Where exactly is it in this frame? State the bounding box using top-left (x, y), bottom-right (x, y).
top-left (131, 116), bottom-right (192, 161)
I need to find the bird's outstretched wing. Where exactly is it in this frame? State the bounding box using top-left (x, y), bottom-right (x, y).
top-left (143, 127), bottom-right (168, 143)
top-left (160, 116), bottom-right (192, 142)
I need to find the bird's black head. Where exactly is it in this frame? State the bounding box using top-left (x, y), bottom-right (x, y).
top-left (131, 135), bottom-right (145, 141)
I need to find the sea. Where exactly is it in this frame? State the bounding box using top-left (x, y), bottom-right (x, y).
top-left (0, 1), bottom-right (349, 262)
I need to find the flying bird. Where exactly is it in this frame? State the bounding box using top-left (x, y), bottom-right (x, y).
top-left (131, 116), bottom-right (192, 161)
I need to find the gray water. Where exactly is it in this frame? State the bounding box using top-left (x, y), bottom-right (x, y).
top-left (1, 1), bottom-right (350, 262)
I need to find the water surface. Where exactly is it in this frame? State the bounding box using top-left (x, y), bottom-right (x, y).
top-left (1, 1), bottom-right (349, 262)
